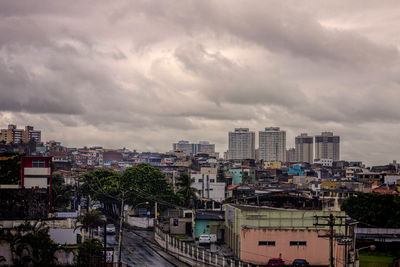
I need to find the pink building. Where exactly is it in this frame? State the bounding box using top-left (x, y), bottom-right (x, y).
top-left (225, 204), bottom-right (354, 267)
top-left (240, 228), bottom-right (345, 266)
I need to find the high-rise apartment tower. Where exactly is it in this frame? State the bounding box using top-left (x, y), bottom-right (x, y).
top-left (314, 132), bottom-right (340, 161)
top-left (259, 127), bottom-right (286, 162)
top-left (228, 128), bottom-right (255, 160)
top-left (295, 133), bottom-right (313, 163)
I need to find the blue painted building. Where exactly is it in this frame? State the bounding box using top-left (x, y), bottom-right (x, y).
top-left (226, 167), bottom-right (256, 184)
top-left (194, 210), bottom-right (225, 242)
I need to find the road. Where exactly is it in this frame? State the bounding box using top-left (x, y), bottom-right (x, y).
top-left (105, 229), bottom-right (175, 267)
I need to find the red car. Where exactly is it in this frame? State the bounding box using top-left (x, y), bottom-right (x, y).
top-left (267, 258), bottom-right (285, 267)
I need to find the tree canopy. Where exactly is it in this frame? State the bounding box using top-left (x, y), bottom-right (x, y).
top-left (52, 173), bottom-right (73, 210)
top-left (0, 152), bottom-right (24, 184)
top-left (341, 193), bottom-right (400, 228)
top-left (79, 164), bottom-right (180, 208)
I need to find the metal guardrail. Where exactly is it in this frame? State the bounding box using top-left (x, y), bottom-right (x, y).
top-left (154, 225), bottom-right (252, 267)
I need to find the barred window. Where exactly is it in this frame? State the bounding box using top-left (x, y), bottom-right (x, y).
top-left (290, 241), bottom-right (307, 246)
top-left (258, 241), bottom-right (275, 246)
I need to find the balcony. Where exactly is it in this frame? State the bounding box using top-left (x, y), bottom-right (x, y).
top-left (24, 167), bottom-right (51, 176)
top-left (24, 178), bottom-right (48, 189)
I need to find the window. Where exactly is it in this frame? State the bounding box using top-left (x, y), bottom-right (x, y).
top-left (290, 241), bottom-right (307, 246)
top-left (32, 160), bottom-right (45, 168)
top-left (258, 241), bottom-right (275, 246)
top-left (210, 179), bottom-right (215, 183)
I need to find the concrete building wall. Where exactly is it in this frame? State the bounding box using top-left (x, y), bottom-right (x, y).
top-left (315, 132), bottom-right (340, 161)
top-left (286, 148), bottom-right (296, 162)
top-left (226, 168), bottom-right (256, 185)
top-left (169, 218), bottom-right (191, 235)
top-left (263, 162), bottom-right (282, 169)
top-left (191, 173), bottom-right (225, 201)
top-left (228, 128), bottom-right (255, 160)
top-left (240, 228), bottom-right (344, 266)
top-left (259, 127), bottom-right (286, 162)
top-left (194, 220), bottom-right (225, 238)
top-left (224, 205), bottom-right (346, 264)
top-left (295, 133), bottom-right (313, 163)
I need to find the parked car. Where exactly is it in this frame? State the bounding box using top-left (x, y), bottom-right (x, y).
top-left (105, 224), bottom-right (116, 234)
top-left (198, 234), bottom-right (211, 245)
top-left (292, 259), bottom-right (309, 267)
top-left (267, 258), bottom-right (285, 267)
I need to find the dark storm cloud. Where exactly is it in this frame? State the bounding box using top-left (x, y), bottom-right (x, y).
top-left (0, 0), bottom-right (399, 165)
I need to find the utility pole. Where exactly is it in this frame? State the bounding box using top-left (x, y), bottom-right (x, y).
top-left (314, 213), bottom-right (348, 267)
top-left (117, 191), bottom-right (125, 266)
top-left (329, 214), bottom-right (334, 267)
top-left (155, 201), bottom-right (158, 221)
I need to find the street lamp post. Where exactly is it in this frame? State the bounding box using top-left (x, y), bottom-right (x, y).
top-left (355, 245), bottom-right (376, 267)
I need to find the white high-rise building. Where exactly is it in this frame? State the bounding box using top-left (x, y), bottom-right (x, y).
top-left (295, 133), bottom-right (313, 163)
top-left (314, 132), bottom-right (340, 161)
top-left (228, 128), bottom-right (255, 160)
top-left (259, 127), bottom-right (286, 162)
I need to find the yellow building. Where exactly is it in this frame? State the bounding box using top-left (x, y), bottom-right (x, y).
top-left (263, 161), bottom-right (282, 169)
top-left (321, 181), bottom-right (337, 190)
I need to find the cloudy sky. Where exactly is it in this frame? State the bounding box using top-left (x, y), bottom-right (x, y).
top-left (0, 1), bottom-right (399, 165)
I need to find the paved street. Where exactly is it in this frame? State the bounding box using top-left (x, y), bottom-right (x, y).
top-left (105, 229), bottom-right (174, 267)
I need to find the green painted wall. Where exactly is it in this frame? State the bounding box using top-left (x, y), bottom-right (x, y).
top-left (194, 220), bottom-right (210, 238)
top-left (227, 168), bottom-right (256, 184)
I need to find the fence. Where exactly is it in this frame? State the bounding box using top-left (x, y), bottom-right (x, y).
top-left (154, 225), bottom-right (252, 267)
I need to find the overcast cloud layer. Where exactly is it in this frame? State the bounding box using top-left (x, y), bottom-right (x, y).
top-left (1, 0), bottom-right (399, 166)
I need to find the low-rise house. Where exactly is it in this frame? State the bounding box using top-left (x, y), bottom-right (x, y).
top-left (191, 170), bottom-right (225, 202)
top-left (227, 167), bottom-right (256, 184)
top-left (193, 210), bottom-right (225, 242)
top-left (224, 204), bottom-right (352, 266)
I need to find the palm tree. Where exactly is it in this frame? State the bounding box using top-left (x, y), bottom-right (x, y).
top-left (1, 222), bottom-right (59, 266)
top-left (75, 210), bottom-right (103, 239)
top-left (77, 238), bottom-right (103, 266)
top-left (176, 173), bottom-right (197, 208)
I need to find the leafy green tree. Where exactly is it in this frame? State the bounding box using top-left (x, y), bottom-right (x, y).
top-left (342, 193), bottom-right (400, 228)
top-left (0, 152), bottom-right (24, 184)
top-left (52, 173), bottom-right (73, 210)
top-left (79, 164), bottom-right (180, 214)
top-left (78, 168), bottom-right (121, 205)
top-left (121, 164), bottom-right (180, 206)
top-left (76, 238), bottom-right (103, 266)
top-left (76, 210), bottom-right (104, 238)
top-left (175, 172), bottom-right (197, 207)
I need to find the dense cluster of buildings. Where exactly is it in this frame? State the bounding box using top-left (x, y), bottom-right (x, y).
top-left (1, 123), bottom-right (399, 266)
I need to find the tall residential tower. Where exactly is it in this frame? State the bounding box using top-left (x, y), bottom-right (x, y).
top-left (314, 132), bottom-right (340, 161)
top-left (259, 127), bottom-right (286, 162)
top-left (228, 128), bottom-right (255, 160)
top-left (295, 133), bottom-right (313, 163)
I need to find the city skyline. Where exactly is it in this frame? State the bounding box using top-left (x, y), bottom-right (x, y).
top-left (1, 1), bottom-right (400, 166)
